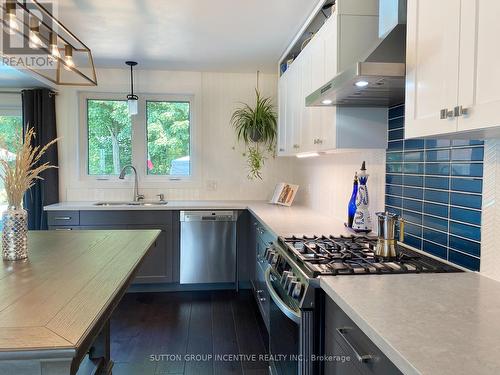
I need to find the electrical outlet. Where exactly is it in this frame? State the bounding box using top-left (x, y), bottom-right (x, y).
top-left (206, 180), bottom-right (218, 191)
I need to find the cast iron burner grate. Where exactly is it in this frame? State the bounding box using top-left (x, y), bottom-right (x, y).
top-left (278, 235), bottom-right (462, 277)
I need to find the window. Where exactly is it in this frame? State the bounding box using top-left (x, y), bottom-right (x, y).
top-left (80, 93), bottom-right (196, 183)
top-left (146, 101), bottom-right (190, 176)
top-left (87, 99), bottom-right (132, 175)
top-left (0, 114), bottom-right (22, 214)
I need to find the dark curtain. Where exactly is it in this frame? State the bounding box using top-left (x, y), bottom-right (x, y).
top-left (22, 88), bottom-right (59, 230)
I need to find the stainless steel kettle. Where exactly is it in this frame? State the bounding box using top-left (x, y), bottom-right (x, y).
top-left (375, 212), bottom-right (405, 258)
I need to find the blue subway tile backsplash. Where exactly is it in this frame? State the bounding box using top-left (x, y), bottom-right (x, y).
top-left (385, 104), bottom-right (483, 271)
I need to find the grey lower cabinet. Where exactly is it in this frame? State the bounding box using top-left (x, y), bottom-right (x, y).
top-left (128, 224), bottom-right (169, 284)
top-left (324, 296), bottom-right (402, 375)
top-left (48, 210), bottom-right (174, 284)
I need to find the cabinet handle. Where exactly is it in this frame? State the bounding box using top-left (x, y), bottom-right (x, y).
top-left (440, 109), bottom-right (454, 119)
top-left (55, 228), bottom-right (72, 231)
top-left (440, 109), bottom-right (455, 119)
top-left (293, 144), bottom-right (300, 149)
top-left (454, 105), bottom-right (469, 117)
top-left (279, 148), bottom-right (285, 152)
top-left (54, 216), bottom-right (71, 220)
top-left (336, 328), bottom-right (374, 363)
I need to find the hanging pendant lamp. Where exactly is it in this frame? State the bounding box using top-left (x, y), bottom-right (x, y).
top-left (126, 61), bottom-right (138, 115)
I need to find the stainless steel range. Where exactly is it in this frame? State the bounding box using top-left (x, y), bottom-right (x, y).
top-left (262, 234), bottom-right (462, 375)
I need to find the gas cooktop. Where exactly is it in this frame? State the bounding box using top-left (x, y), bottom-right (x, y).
top-left (278, 235), bottom-right (462, 278)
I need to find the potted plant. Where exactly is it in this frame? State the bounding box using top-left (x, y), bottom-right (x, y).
top-left (231, 89), bottom-right (277, 179)
top-left (0, 127), bottom-right (58, 261)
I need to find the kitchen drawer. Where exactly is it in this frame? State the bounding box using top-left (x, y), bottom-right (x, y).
top-left (325, 297), bottom-right (402, 375)
top-left (47, 211), bottom-right (80, 226)
top-left (80, 210), bottom-right (172, 226)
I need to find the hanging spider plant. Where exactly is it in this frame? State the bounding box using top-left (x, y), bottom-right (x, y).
top-left (231, 88), bottom-right (277, 180)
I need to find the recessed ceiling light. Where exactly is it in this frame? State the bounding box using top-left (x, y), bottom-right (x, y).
top-left (355, 80), bottom-right (369, 87)
top-left (321, 99), bottom-right (333, 105)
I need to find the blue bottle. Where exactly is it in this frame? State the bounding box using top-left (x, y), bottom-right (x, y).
top-left (347, 172), bottom-right (358, 228)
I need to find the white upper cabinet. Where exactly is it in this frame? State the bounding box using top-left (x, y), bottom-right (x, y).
top-left (457, 0), bottom-right (500, 134)
top-left (406, 0), bottom-right (500, 138)
top-left (277, 0), bottom-right (387, 156)
top-left (405, 0), bottom-right (461, 138)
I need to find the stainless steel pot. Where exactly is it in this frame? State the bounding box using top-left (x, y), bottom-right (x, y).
top-left (375, 212), bottom-right (405, 258)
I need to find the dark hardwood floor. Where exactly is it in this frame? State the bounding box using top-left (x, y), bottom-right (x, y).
top-left (110, 290), bottom-right (269, 375)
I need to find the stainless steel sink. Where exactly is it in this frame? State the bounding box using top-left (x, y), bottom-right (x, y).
top-left (94, 201), bottom-right (168, 207)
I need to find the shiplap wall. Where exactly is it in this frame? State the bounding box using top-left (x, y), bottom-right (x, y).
top-left (56, 69), bottom-right (293, 201)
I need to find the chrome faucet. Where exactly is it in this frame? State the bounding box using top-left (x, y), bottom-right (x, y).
top-left (119, 165), bottom-right (144, 202)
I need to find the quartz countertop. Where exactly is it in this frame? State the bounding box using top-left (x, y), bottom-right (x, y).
top-left (45, 200), bottom-right (352, 237)
top-left (320, 273), bottom-right (500, 375)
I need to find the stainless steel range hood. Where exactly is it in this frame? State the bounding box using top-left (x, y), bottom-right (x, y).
top-left (306, 0), bottom-right (407, 107)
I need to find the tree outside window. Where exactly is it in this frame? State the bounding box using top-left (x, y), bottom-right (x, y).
top-left (146, 101), bottom-right (190, 176)
top-left (87, 99), bottom-right (132, 175)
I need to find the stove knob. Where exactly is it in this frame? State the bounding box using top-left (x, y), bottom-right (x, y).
top-left (281, 271), bottom-right (292, 284)
top-left (291, 282), bottom-right (303, 299)
top-left (271, 253), bottom-right (280, 266)
top-left (288, 281), bottom-right (300, 296)
top-left (263, 248), bottom-right (272, 259)
top-left (265, 249), bottom-right (275, 262)
top-left (284, 275), bottom-right (297, 290)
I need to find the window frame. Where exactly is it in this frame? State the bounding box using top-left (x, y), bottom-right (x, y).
top-left (78, 92), bottom-right (200, 188)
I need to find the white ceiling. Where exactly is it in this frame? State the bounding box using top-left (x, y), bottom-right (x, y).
top-left (55, 0), bottom-right (319, 72)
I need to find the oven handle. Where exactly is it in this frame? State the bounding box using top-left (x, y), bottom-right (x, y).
top-left (264, 268), bottom-right (301, 324)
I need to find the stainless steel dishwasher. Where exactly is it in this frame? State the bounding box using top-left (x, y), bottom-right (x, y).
top-left (180, 211), bottom-right (237, 284)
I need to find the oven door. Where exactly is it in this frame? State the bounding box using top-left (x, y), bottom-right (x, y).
top-left (265, 267), bottom-right (301, 375)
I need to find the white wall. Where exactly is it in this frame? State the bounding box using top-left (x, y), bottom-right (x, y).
top-left (290, 150), bottom-right (386, 223)
top-left (56, 69), bottom-right (293, 201)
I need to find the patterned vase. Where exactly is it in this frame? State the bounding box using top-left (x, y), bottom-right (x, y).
top-left (2, 208), bottom-right (28, 261)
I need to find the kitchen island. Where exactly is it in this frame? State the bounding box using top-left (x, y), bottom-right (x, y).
top-left (0, 229), bottom-right (160, 375)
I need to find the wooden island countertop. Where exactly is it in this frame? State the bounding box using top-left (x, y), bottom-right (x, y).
top-left (0, 229), bottom-right (160, 375)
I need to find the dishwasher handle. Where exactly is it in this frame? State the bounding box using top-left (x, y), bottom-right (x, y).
top-left (180, 211), bottom-right (237, 222)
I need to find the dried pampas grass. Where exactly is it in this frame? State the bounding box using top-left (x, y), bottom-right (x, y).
top-left (0, 127), bottom-right (59, 210)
